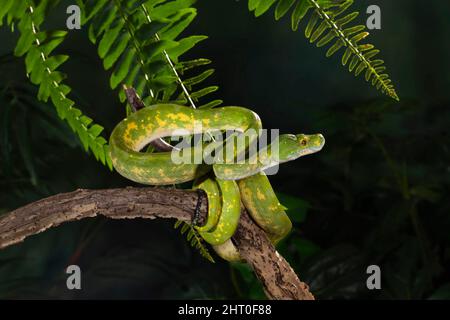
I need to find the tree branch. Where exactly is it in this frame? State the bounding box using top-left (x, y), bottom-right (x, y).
top-left (0, 187), bottom-right (314, 300)
top-left (233, 210), bottom-right (314, 300)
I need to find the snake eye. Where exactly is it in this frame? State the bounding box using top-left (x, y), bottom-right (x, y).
top-left (300, 139), bottom-right (307, 146)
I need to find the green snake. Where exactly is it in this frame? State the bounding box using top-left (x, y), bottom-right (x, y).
top-left (109, 103), bottom-right (325, 261)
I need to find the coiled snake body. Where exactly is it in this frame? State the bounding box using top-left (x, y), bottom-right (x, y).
top-left (110, 104), bottom-right (324, 261)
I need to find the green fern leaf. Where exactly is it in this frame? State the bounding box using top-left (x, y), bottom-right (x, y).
top-left (248, 0), bottom-right (399, 101)
top-left (79, 0), bottom-right (220, 107)
top-left (174, 220), bottom-right (215, 263)
top-left (198, 99), bottom-right (224, 109)
top-left (176, 58), bottom-right (211, 73)
top-left (10, 1), bottom-right (111, 168)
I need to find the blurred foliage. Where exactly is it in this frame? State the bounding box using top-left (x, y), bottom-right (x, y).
top-left (0, 0), bottom-right (449, 300)
top-left (232, 99), bottom-right (450, 299)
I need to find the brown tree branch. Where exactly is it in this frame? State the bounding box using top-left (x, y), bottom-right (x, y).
top-left (0, 187), bottom-right (314, 300)
top-left (233, 210), bottom-right (314, 300)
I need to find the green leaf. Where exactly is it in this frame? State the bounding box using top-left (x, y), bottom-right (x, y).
top-left (190, 86), bottom-right (218, 100)
top-left (276, 192), bottom-right (310, 223)
top-left (275, 0), bottom-right (296, 20)
top-left (80, 0), bottom-right (110, 23)
top-left (291, 0), bottom-right (312, 31)
top-left (134, 18), bottom-right (168, 42)
top-left (88, 124), bottom-right (104, 137)
top-left (90, 5), bottom-right (118, 43)
top-left (98, 19), bottom-right (125, 58)
top-left (166, 35), bottom-right (207, 62)
top-left (159, 8), bottom-right (197, 40)
top-left (25, 47), bottom-right (41, 74)
top-left (0, 0), bottom-right (15, 26)
top-left (143, 39), bottom-right (179, 60)
top-left (110, 49), bottom-right (135, 89)
top-left (184, 69), bottom-right (214, 87)
top-left (249, 0), bottom-right (262, 11)
top-left (252, 0), bottom-right (399, 100)
top-left (254, 0), bottom-right (277, 17)
top-left (103, 33), bottom-right (130, 69)
top-left (14, 16), bottom-right (34, 56)
top-left (41, 33), bottom-right (68, 55)
top-left (176, 58), bottom-right (211, 72)
top-left (6, 1), bottom-right (27, 27)
top-left (198, 100), bottom-right (223, 109)
top-left (46, 55), bottom-right (69, 71)
top-left (149, 0), bottom-right (197, 19)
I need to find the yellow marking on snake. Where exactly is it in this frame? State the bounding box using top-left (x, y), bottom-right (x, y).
top-left (256, 188), bottom-right (266, 201)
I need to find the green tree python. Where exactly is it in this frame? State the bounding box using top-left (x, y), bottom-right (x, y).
top-left (109, 103), bottom-right (325, 262)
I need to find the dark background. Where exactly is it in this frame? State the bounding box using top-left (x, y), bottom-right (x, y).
top-left (0, 0), bottom-right (449, 299)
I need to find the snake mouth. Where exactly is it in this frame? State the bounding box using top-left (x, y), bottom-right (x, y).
top-left (312, 133), bottom-right (326, 151)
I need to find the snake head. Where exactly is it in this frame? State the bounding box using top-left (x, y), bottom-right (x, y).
top-left (296, 133), bottom-right (325, 154)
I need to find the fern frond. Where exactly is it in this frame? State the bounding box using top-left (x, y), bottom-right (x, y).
top-left (248, 0), bottom-right (399, 101)
top-left (174, 220), bottom-right (215, 263)
top-left (5, 0), bottom-right (112, 169)
top-left (77, 0), bottom-right (220, 108)
top-left (75, 0), bottom-right (221, 259)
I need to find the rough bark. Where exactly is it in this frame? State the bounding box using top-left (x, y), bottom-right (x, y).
top-left (233, 210), bottom-right (314, 300)
top-left (0, 187), bottom-right (314, 300)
